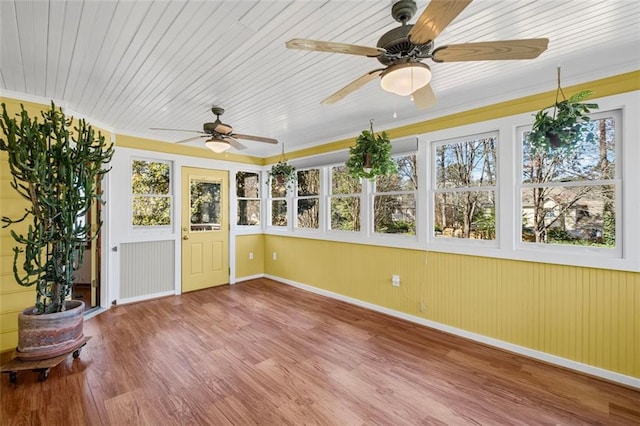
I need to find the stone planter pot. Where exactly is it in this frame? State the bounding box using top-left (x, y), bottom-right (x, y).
top-left (17, 300), bottom-right (85, 361)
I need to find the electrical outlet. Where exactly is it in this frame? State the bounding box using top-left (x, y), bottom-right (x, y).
top-left (272, 252), bottom-right (277, 260)
top-left (249, 252), bottom-right (254, 260)
top-left (392, 274), bottom-right (400, 287)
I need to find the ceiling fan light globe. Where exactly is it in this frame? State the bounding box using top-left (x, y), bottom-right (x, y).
top-left (380, 62), bottom-right (431, 96)
top-left (205, 138), bottom-right (231, 153)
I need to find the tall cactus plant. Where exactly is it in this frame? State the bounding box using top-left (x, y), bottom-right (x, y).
top-left (0, 102), bottom-right (114, 314)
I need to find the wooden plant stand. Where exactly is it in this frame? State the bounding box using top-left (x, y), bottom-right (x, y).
top-left (1, 336), bottom-right (90, 383)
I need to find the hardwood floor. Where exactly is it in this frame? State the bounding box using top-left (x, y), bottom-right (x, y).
top-left (2, 278), bottom-right (639, 425)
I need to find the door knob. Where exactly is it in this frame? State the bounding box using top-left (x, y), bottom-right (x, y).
top-left (183, 235), bottom-right (189, 240)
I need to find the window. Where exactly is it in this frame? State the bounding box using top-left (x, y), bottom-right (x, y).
top-left (329, 165), bottom-right (361, 232)
top-left (236, 171), bottom-right (260, 226)
top-left (269, 174), bottom-right (287, 227)
top-left (432, 133), bottom-right (497, 240)
top-left (131, 159), bottom-right (172, 227)
top-left (189, 179), bottom-right (221, 231)
top-left (519, 110), bottom-right (619, 248)
top-left (296, 168), bottom-right (320, 229)
top-left (374, 154), bottom-right (417, 235)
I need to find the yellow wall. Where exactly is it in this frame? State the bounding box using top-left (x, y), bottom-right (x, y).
top-left (235, 234), bottom-right (265, 279)
top-left (264, 235), bottom-right (639, 379)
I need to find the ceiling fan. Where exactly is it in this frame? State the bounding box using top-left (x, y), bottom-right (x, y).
top-left (286, 0), bottom-right (548, 109)
top-left (151, 106), bottom-right (278, 153)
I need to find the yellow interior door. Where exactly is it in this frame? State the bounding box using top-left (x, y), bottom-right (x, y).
top-left (181, 167), bottom-right (229, 292)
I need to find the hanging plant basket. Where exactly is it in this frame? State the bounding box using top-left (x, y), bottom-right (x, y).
top-left (527, 67), bottom-right (598, 152)
top-left (268, 144), bottom-right (296, 190)
top-left (346, 119), bottom-right (397, 180)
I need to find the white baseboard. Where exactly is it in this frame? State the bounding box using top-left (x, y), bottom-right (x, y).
top-left (265, 274), bottom-right (640, 390)
top-left (235, 274), bottom-right (265, 283)
top-left (117, 290), bottom-right (175, 305)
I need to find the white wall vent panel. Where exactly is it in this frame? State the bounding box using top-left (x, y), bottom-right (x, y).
top-left (120, 240), bottom-right (175, 300)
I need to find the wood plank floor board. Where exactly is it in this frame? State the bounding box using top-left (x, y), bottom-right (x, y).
top-left (1, 278), bottom-right (639, 425)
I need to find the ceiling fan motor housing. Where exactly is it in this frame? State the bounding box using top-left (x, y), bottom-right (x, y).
top-left (376, 24), bottom-right (433, 66)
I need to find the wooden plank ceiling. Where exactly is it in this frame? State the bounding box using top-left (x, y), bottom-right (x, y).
top-left (1, 0), bottom-right (639, 157)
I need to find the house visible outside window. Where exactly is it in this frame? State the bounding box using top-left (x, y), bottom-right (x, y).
top-left (236, 171), bottom-right (260, 226)
top-left (296, 168), bottom-right (320, 229)
top-left (269, 175), bottom-right (287, 227)
top-left (519, 110), bottom-right (620, 248)
top-left (131, 159), bottom-right (172, 227)
top-left (432, 133), bottom-right (497, 240)
top-left (374, 154), bottom-right (417, 235)
top-left (329, 165), bottom-right (361, 232)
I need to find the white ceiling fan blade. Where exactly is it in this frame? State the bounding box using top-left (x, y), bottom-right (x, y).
top-left (432, 39), bottom-right (549, 62)
top-left (226, 137), bottom-right (247, 151)
top-left (150, 127), bottom-right (205, 134)
top-left (409, 0), bottom-right (473, 45)
top-left (213, 122), bottom-right (233, 134)
top-left (175, 135), bottom-right (207, 144)
top-left (286, 38), bottom-right (385, 57)
top-left (322, 69), bottom-right (385, 105)
top-left (232, 133), bottom-right (278, 144)
top-left (412, 84), bottom-right (437, 110)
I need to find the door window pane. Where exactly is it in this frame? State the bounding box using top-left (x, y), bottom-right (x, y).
top-left (190, 180), bottom-right (221, 231)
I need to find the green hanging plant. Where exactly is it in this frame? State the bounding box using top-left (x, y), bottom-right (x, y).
top-left (527, 67), bottom-right (598, 152)
top-left (268, 144), bottom-right (296, 189)
top-left (346, 119), bottom-right (397, 180)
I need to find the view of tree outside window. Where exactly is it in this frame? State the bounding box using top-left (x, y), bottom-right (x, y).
top-left (433, 135), bottom-right (497, 240)
top-left (520, 111), bottom-right (618, 247)
top-left (330, 165), bottom-right (361, 232)
top-left (132, 159), bottom-right (171, 226)
top-left (189, 180), bottom-right (221, 231)
top-left (374, 155), bottom-right (417, 234)
top-left (270, 175), bottom-right (287, 226)
top-left (236, 171), bottom-right (260, 226)
top-left (296, 169), bottom-right (320, 229)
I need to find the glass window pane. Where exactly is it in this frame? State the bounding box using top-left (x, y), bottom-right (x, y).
top-left (332, 165), bottom-right (361, 194)
top-left (271, 178), bottom-right (287, 198)
top-left (190, 180), bottom-right (221, 232)
top-left (297, 169), bottom-right (320, 196)
top-left (374, 194), bottom-right (416, 234)
top-left (132, 196), bottom-right (171, 226)
top-left (237, 200), bottom-right (260, 226)
top-left (433, 191), bottom-right (495, 240)
top-left (132, 160), bottom-right (170, 194)
top-left (376, 155), bottom-right (418, 192)
top-left (521, 185), bottom-right (615, 247)
top-left (271, 200), bottom-right (287, 226)
top-left (297, 198), bottom-right (319, 229)
top-left (522, 117), bottom-right (616, 183)
top-left (236, 172), bottom-right (260, 198)
top-left (330, 196), bottom-right (360, 231)
top-left (435, 138), bottom-right (497, 189)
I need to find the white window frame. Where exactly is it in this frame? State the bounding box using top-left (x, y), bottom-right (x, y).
top-left (235, 170), bottom-right (262, 228)
top-left (266, 173), bottom-right (289, 229)
top-left (429, 131), bottom-right (499, 247)
top-left (294, 167), bottom-right (321, 231)
top-left (130, 157), bottom-right (173, 231)
top-left (327, 163), bottom-right (363, 235)
top-left (371, 153), bottom-right (419, 240)
top-left (515, 109), bottom-right (623, 258)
